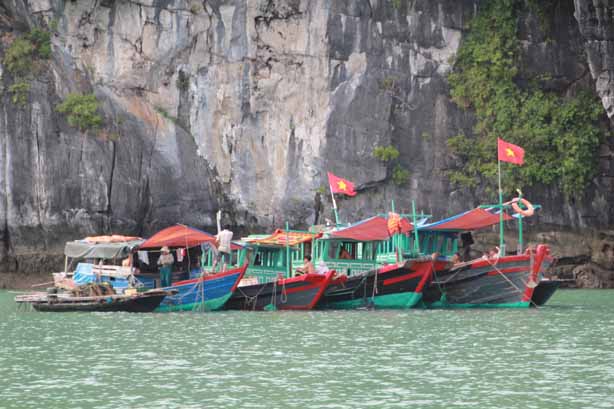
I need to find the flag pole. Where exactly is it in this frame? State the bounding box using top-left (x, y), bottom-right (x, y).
top-left (498, 158), bottom-right (505, 256)
top-left (412, 200), bottom-right (420, 255)
top-left (329, 182), bottom-right (340, 227)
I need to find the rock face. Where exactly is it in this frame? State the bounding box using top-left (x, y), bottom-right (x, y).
top-left (0, 0), bottom-right (613, 286)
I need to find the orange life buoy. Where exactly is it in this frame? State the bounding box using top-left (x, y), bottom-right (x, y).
top-left (511, 198), bottom-right (534, 217)
top-left (387, 212), bottom-right (401, 235)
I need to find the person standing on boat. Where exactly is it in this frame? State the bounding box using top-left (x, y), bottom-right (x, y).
top-left (214, 226), bottom-right (233, 272)
top-left (157, 246), bottom-right (174, 287)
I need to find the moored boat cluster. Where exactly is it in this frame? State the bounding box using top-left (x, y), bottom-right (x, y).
top-left (15, 201), bottom-right (560, 313)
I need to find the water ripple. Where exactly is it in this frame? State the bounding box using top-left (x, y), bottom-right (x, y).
top-left (2, 290), bottom-right (614, 408)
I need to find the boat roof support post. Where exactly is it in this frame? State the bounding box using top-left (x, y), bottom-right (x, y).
top-left (412, 200), bottom-right (420, 255)
top-left (517, 191), bottom-right (524, 254)
top-left (286, 221), bottom-right (291, 278)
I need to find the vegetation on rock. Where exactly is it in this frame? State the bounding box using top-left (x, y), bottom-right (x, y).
top-left (56, 93), bottom-right (103, 132)
top-left (373, 145), bottom-right (400, 162)
top-left (9, 82), bottom-right (30, 106)
top-left (3, 27), bottom-right (52, 108)
top-left (392, 164), bottom-right (411, 186)
top-left (373, 145), bottom-right (411, 186)
top-left (447, 0), bottom-right (605, 196)
top-left (3, 28), bottom-right (51, 77)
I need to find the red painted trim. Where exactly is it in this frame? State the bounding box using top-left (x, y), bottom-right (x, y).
top-left (378, 263), bottom-right (403, 274)
top-left (467, 254), bottom-right (531, 269)
top-left (380, 261), bottom-right (446, 292)
top-left (382, 270), bottom-right (424, 286)
top-left (172, 264), bottom-right (247, 287)
top-left (230, 265), bottom-right (248, 292)
top-left (283, 282), bottom-right (322, 295)
top-left (275, 271), bottom-right (335, 310)
top-left (307, 271), bottom-right (335, 309)
top-left (522, 245), bottom-right (549, 302)
top-left (417, 260), bottom-right (447, 292)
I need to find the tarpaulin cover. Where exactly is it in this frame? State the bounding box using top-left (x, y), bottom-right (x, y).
top-left (140, 224), bottom-right (217, 249)
top-left (420, 208), bottom-right (513, 232)
top-left (243, 230), bottom-right (321, 247)
top-left (84, 235), bottom-right (142, 243)
top-left (64, 239), bottom-right (144, 259)
top-left (330, 216), bottom-right (412, 242)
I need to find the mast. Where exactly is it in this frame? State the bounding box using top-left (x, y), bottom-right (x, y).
top-left (497, 158), bottom-right (505, 255)
top-left (329, 182), bottom-right (340, 226)
top-left (412, 200), bottom-right (420, 255)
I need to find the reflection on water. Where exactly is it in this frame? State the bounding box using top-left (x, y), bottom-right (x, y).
top-left (1, 290), bottom-right (613, 409)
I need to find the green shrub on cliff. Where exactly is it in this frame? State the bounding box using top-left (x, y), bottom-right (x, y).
top-left (56, 93), bottom-right (103, 132)
top-left (9, 82), bottom-right (30, 106)
top-left (3, 28), bottom-right (51, 77)
top-left (373, 145), bottom-right (411, 186)
top-left (392, 164), bottom-right (411, 186)
top-left (373, 145), bottom-right (400, 162)
top-left (447, 0), bottom-right (604, 196)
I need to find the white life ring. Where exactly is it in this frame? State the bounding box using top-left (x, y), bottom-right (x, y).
top-left (511, 198), bottom-right (534, 217)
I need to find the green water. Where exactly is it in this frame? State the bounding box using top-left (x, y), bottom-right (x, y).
top-left (1, 290), bottom-right (614, 409)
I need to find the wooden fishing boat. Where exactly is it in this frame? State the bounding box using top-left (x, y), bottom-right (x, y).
top-left (134, 225), bottom-right (248, 312)
top-left (421, 244), bottom-right (552, 308)
top-left (318, 258), bottom-right (449, 309)
top-left (15, 289), bottom-right (174, 313)
top-left (156, 266), bottom-right (247, 312)
top-left (224, 271), bottom-right (338, 311)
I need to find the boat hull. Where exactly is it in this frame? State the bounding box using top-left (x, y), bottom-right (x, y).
top-left (224, 272), bottom-right (336, 311)
top-left (422, 245), bottom-right (552, 308)
top-left (318, 259), bottom-right (448, 310)
top-left (27, 291), bottom-right (169, 313)
top-left (156, 266), bottom-right (246, 312)
top-left (530, 279), bottom-right (561, 307)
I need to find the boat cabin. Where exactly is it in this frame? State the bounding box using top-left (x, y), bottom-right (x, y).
top-left (314, 215), bottom-right (413, 276)
top-left (134, 224), bottom-right (244, 288)
top-left (240, 230), bottom-right (320, 283)
top-left (58, 235), bottom-right (144, 293)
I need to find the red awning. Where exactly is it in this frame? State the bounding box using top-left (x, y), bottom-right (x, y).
top-left (140, 224), bottom-right (220, 249)
top-left (243, 230), bottom-right (321, 247)
top-left (330, 216), bottom-right (412, 242)
top-left (421, 208), bottom-right (513, 231)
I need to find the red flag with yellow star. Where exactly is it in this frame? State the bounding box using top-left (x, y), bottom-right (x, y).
top-left (328, 172), bottom-right (357, 196)
top-left (497, 138), bottom-right (525, 165)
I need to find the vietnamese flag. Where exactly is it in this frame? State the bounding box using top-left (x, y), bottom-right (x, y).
top-left (328, 172), bottom-right (357, 196)
top-left (497, 138), bottom-right (525, 165)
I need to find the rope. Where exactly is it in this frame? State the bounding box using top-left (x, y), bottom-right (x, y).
top-left (485, 255), bottom-right (539, 307)
top-left (236, 281), bottom-right (268, 310)
top-left (371, 267), bottom-right (379, 304)
top-left (191, 276), bottom-right (206, 312)
top-left (280, 279), bottom-right (288, 304)
top-left (270, 280), bottom-right (277, 309)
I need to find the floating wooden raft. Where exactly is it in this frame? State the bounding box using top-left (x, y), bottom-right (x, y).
top-left (15, 289), bottom-right (176, 313)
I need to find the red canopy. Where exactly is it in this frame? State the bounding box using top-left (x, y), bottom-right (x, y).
top-left (140, 225), bottom-right (218, 249)
top-left (330, 216), bottom-right (412, 242)
top-left (421, 208), bottom-right (512, 231)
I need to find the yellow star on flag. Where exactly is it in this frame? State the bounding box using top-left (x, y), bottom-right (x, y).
top-left (337, 180), bottom-right (347, 191)
top-left (505, 148), bottom-right (515, 157)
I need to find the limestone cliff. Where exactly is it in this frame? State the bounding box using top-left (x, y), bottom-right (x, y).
top-left (0, 0), bottom-right (613, 287)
